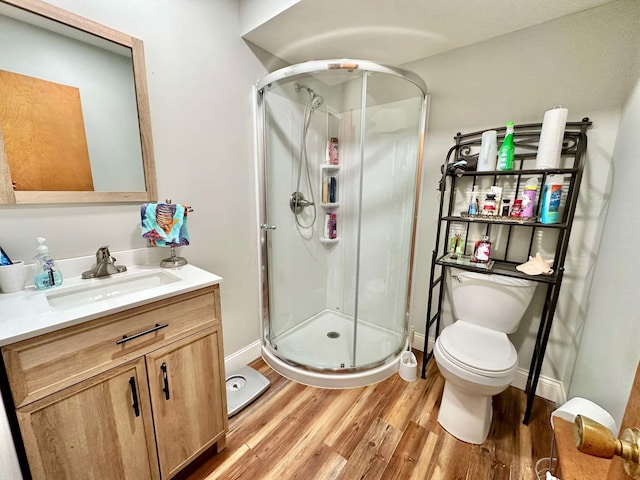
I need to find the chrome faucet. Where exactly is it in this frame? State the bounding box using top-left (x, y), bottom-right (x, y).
top-left (81, 246), bottom-right (127, 279)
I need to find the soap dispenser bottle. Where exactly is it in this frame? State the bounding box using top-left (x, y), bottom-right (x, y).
top-left (33, 237), bottom-right (63, 289)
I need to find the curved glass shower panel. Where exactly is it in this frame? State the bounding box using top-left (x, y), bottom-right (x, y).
top-left (354, 72), bottom-right (426, 366)
top-left (262, 69), bottom-right (364, 369)
top-left (258, 60), bottom-right (427, 381)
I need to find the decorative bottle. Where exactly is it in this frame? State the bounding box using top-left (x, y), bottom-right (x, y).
top-left (497, 121), bottom-right (515, 171)
top-left (33, 237), bottom-right (63, 289)
top-left (471, 235), bottom-right (491, 264)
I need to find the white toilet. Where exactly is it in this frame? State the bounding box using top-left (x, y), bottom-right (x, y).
top-left (434, 269), bottom-right (537, 444)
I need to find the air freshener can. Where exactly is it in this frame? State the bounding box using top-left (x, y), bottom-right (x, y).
top-left (522, 186), bottom-right (537, 218)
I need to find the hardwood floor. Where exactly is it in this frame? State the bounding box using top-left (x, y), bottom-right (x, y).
top-left (182, 352), bottom-right (556, 480)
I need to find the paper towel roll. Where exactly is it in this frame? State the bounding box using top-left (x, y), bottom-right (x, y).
top-left (535, 107), bottom-right (568, 169)
top-left (477, 130), bottom-right (497, 172)
top-left (550, 397), bottom-right (617, 435)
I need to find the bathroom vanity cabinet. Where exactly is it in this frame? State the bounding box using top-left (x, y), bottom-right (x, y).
top-left (1, 284), bottom-right (227, 480)
top-left (420, 119), bottom-right (591, 424)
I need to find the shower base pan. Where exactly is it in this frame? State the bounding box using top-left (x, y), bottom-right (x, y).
top-left (264, 309), bottom-right (404, 388)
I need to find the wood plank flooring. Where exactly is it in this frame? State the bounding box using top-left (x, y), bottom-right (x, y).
top-left (181, 352), bottom-right (556, 480)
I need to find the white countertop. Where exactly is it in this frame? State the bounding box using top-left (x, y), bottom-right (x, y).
top-left (0, 261), bottom-right (222, 347)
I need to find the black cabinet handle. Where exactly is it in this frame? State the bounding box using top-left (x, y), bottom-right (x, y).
top-left (116, 323), bottom-right (169, 345)
top-left (129, 376), bottom-right (140, 417)
top-left (161, 362), bottom-right (170, 400)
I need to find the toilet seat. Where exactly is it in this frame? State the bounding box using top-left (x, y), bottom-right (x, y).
top-left (438, 321), bottom-right (517, 378)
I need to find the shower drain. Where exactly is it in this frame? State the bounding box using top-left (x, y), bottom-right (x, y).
top-left (327, 331), bottom-right (340, 339)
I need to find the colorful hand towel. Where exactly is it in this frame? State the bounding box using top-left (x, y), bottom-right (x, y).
top-left (141, 203), bottom-right (190, 247)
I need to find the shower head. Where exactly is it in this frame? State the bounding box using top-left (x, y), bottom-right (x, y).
top-left (296, 83), bottom-right (324, 110)
top-left (310, 93), bottom-right (324, 109)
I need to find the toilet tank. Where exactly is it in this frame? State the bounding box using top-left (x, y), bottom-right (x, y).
top-left (448, 269), bottom-right (537, 333)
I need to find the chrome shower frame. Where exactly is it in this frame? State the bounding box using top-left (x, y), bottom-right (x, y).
top-left (254, 59), bottom-right (429, 386)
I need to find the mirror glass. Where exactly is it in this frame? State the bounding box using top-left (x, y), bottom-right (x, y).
top-left (0, 0), bottom-right (157, 204)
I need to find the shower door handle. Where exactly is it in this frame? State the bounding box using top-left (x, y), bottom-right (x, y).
top-left (260, 224), bottom-right (277, 230)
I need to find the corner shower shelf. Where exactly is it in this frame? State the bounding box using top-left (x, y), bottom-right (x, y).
top-left (320, 202), bottom-right (341, 209)
top-left (420, 119), bottom-right (591, 426)
top-left (320, 164), bottom-right (341, 171)
top-left (320, 237), bottom-right (340, 244)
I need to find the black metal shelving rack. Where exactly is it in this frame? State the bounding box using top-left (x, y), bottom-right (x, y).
top-left (420, 118), bottom-right (591, 424)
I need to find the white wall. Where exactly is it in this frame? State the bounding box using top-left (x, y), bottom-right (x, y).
top-left (407, 0), bottom-right (640, 395)
top-left (239, 0), bottom-right (301, 36)
top-left (0, 4), bottom-right (266, 476)
top-left (568, 75), bottom-right (640, 428)
top-left (0, 0), bottom-right (266, 361)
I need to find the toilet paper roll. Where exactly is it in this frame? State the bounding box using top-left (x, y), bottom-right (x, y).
top-left (550, 397), bottom-right (617, 435)
top-left (535, 107), bottom-right (568, 169)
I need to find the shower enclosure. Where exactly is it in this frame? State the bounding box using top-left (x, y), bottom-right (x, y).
top-left (255, 60), bottom-right (428, 387)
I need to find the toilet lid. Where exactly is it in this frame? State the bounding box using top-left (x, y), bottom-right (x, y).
top-left (438, 321), bottom-right (517, 377)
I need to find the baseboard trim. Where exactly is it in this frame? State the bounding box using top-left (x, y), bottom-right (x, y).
top-left (225, 334), bottom-right (566, 405)
top-left (224, 339), bottom-right (262, 377)
top-left (414, 332), bottom-right (564, 405)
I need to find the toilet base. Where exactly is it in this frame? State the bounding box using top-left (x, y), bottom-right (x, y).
top-left (437, 381), bottom-right (493, 444)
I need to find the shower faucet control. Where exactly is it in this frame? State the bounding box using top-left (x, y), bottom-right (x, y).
top-left (289, 191), bottom-right (314, 215)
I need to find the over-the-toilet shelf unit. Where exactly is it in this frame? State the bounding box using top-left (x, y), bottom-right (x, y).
top-left (420, 119), bottom-right (591, 425)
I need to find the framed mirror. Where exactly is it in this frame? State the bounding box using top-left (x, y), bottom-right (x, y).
top-left (0, 0), bottom-right (157, 204)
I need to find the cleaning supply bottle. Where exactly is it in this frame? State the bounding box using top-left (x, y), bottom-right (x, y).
top-left (540, 175), bottom-right (564, 224)
top-left (33, 237), bottom-right (63, 289)
top-left (496, 121), bottom-right (515, 171)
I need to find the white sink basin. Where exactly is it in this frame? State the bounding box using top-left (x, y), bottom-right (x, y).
top-left (46, 270), bottom-right (181, 310)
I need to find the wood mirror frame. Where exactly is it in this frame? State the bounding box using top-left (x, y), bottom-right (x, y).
top-left (0, 0), bottom-right (157, 204)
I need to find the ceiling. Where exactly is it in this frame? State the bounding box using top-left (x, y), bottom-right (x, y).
top-left (242, 0), bottom-right (617, 66)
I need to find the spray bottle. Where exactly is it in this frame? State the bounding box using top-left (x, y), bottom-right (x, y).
top-left (496, 121), bottom-right (515, 171)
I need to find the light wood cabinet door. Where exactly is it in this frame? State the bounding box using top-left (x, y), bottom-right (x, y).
top-left (16, 358), bottom-right (160, 480)
top-left (146, 326), bottom-right (227, 479)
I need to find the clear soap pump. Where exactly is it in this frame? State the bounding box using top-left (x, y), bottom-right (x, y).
top-left (33, 237), bottom-right (63, 289)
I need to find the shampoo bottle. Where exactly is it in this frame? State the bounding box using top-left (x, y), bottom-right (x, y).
top-left (496, 121), bottom-right (515, 171)
top-left (328, 137), bottom-right (339, 165)
top-left (33, 237), bottom-right (63, 289)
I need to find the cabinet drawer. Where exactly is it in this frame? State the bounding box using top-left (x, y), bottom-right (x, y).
top-left (2, 285), bottom-right (220, 408)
